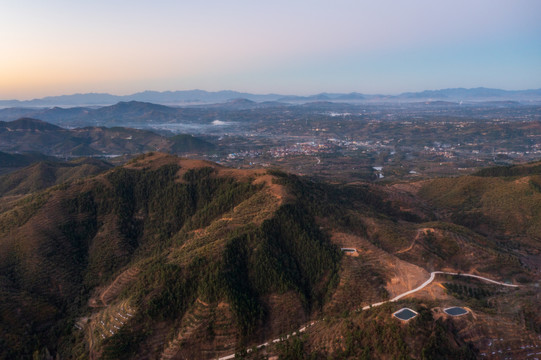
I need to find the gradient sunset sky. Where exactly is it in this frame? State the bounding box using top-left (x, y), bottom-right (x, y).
top-left (1, 0), bottom-right (540, 99)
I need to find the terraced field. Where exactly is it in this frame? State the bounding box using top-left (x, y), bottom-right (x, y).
top-left (160, 299), bottom-right (239, 360)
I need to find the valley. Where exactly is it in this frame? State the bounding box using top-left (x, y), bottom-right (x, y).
top-left (2, 100), bottom-right (540, 182)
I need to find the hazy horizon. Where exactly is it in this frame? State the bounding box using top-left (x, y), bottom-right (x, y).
top-left (4, 86), bottom-right (541, 103)
top-left (2, 0), bottom-right (540, 99)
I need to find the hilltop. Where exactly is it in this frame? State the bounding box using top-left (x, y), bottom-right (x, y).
top-left (416, 160), bottom-right (541, 251)
top-left (0, 153), bottom-right (336, 358)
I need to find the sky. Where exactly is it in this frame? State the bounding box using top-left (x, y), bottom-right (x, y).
top-left (1, 0), bottom-right (540, 99)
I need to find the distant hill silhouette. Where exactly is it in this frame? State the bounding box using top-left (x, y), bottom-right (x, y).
top-left (0, 117), bottom-right (62, 131)
top-left (0, 118), bottom-right (216, 157)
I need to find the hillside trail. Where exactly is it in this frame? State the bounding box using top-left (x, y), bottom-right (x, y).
top-left (395, 227), bottom-right (440, 255)
top-left (394, 228), bottom-right (424, 254)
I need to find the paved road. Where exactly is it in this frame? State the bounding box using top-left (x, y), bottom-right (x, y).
top-left (432, 271), bottom-right (519, 288)
top-left (218, 271), bottom-right (518, 359)
top-left (362, 271), bottom-right (518, 311)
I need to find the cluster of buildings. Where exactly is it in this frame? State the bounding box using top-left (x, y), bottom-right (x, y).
top-left (268, 142), bottom-right (337, 158)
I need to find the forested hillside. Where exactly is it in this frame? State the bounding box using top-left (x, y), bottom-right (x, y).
top-left (0, 153), bottom-right (539, 359)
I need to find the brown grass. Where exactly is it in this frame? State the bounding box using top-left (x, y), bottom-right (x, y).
top-left (328, 232), bottom-right (429, 309)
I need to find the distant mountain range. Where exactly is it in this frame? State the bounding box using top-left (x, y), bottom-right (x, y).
top-left (2, 87), bottom-right (540, 108)
top-left (0, 90), bottom-right (282, 108)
